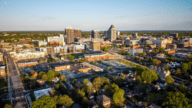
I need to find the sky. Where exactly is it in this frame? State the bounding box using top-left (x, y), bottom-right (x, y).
top-left (0, 0), bottom-right (192, 31)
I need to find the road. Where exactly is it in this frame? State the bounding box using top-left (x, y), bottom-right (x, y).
top-left (1, 50), bottom-right (29, 108)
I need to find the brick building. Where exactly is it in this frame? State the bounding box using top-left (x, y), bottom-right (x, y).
top-left (54, 65), bottom-right (71, 71)
top-left (90, 41), bottom-right (101, 51)
top-left (65, 26), bottom-right (74, 44)
top-left (74, 29), bottom-right (81, 39)
top-left (18, 61), bottom-right (39, 67)
top-left (84, 52), bottom-right (115, 61)
top-left (19, 38), bottom-right (31, 43)
top-left (71, 63), bottom-right (91, 73)
top-left (0, 54), bottom-right (3, 61)
top-left (166, 44), bottom-right (177, 49)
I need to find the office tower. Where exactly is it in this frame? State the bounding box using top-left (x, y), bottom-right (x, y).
top-left (108, 25), bottom-right (116, 42)
top-left (117, 31), bottom-right (120, 36)
top-left (104, 31), bottom-right (108, 38)
top-left (169, 33), bottom-right (178, 38)
top-left (74, 29), bottom-right (81, 39)
top-left (65, 26), bottom-right (74, 44)
top-left (132, 33), bottom-right (138, 38)
top-left (91, 30), bottom-right (100, 38)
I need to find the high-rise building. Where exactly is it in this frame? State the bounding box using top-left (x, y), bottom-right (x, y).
top-left (65, 26), bottom-right (74, 44)
top-left (117, 31), bottom-right (120, 36)
top-left (104, 31), bottom-right (108, 38)
top-left (169, 33), bottom-right (178, 38)
top-left (108, 25), bottom-right (116, 42)
top-left (132, 33), bottom-right (138, 38)
top-left (74, 29), bottom-right (81, 39)
top-left (91, 30), bottom-right (100, 38)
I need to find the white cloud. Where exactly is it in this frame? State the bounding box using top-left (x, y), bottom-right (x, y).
top-left (4, 2), bottom-right (7, 4)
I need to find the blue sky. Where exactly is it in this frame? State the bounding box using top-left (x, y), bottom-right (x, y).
top-left (0, 0), bottom-right (192, 31)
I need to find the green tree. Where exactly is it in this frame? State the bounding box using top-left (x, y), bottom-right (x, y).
top-left (181, 63), bottom-right (188, 74)
top-left (151, 59), bottom-right (161, 66)
top-left (47, 70), bottom-right (55, 82)
top-left (54, 71), bottom-right (61, 77)
top-left (59, 75), bottom-right (67, 82)
top-left (55, 84), bottom-right (60, 89)
top-left (38, 71), bottom-right (46, 78)
top-left (166, 76), bottom-right (174, 84)
top-left (58, 95), bottom-right (73, 107)
top-left (141, 69), bottom-right (158, 83)
top-left (82, 96), bottom-right (89, 106)
top-left (113, 89), bottom-right (125, 105)
top-left (93, 77), bottom-right (109, 92)
top-left (30, 70), bottom-right (35, 76)
top-left (30, 76), bottom-right (37, 81)
top-left (162, 92), bottom-right (191, 108)
top-left (4, 104), bottom-right (13, 108)
top-left (32, 96), bottom-right (56, 108)
top-left (137, 76), bottom-right (142, 84)
top-left (103, 47), bottom-right (108, 52)
top-left (179, 84), bottom-right (187, 93)
top-left (42, 74), bottom-right (48, 81)
top-left (82, 79), bottom-right (89, 85)
top-left (127, 53), bottom-right (131, 56)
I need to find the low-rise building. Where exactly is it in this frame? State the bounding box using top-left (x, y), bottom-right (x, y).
top-left (12, 51), bottom-right (46, 61)
top-left (90, 41), bottom-right (101, 51)
top-left (127, 48), bottom-right (143, 56)
top-left (84, 52), bottom-right (115, 61)
top-left (166, 44), bottom-right (177, 49)
top-left (54, 64), bottom-right (71, 71)
top-left (97, 95), bottom-right (110, 107)
top-left (0, 66), bottom-right (6, 76)
top-left (34, 88), bottom-right (52, 99)
top-left (0, 53), bottom-right (3, 61)
top-left (71, 63), bottom-right (91, 73)
top-left (18, 61), bottom-right (39, 67)
top-left (82, 62), bottom-right (103, 72)
top-left (38, 41), bottom-right (47, 47)
top-left (165, 49), bottom-right (175, 54)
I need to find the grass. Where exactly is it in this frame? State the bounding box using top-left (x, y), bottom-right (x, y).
top-left (71, 53), bottom-right (84, 58)
top-left (116, 59), bottom-right (137, 67)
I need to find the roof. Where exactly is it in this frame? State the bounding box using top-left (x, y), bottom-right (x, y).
top-left (97, 95), bottom-right (110, 102)
top-left (72, 104), bottom-right (81, 108)
top-left (34, 88), bottom-right (52, 99)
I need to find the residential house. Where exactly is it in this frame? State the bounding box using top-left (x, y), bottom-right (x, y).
top-left (96, 95), bottom-right (111, 107)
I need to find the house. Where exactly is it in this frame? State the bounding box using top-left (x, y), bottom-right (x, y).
top-left (64, 82), bottom-right (74, 92)
top-left (97, 95), bottom-right (110, 107)
top-left (34, 88), bottom-right (52, 99)
top-left (52, 77), bottom-right (59, 83)
top-left (37, 79), bottom-right (45, 85)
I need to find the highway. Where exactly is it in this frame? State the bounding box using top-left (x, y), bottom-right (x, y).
top-left (1, 50), bottom-right (29, 108)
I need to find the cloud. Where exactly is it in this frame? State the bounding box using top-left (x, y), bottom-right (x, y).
top-left (4, 2), bottom-right (7, 4)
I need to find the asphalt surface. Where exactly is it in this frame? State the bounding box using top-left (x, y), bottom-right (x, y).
top-left (3, 50), bottom-right (29, 108)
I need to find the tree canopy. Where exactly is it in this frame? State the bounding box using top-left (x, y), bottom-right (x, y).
top-left (58, 95), bottom-right (73, 107)
top-left (47, 70), bottom-right (55, 82)
top-left (166, 76), bottom-right (174, 84)
top-left (32, 96), bottom-right (56, 108)
top-left (141, 69), bottom-right (158, 83)
top-left (113, 89), bottom-right (125, 105)
top-left (162, 92), bottom-right (191, 108)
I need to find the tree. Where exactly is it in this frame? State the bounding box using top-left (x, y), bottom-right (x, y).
top-left (127, 53), bottom-right (131, 56)
top-left (32, 96), bottom-right (56, 108)
top-left (151, 59), bottom-right (161, 66)
top-left (181, 63), bottom-right (188, 74)
top-left (162, 92), bottom-right (191, 108)
top-left (30, 70), bottom-right (35, 76)
top-left (38, 71), bottom-right (46, 78)
top-left (55, 84), bottom-right (60, 89)
top-left (137, 76), bottom-right (142, 84)
top-left (42, 74), bottom-right (48, 81)
top-left (30, 76), bottom-right (36, 81)
top-left (82, 96), bottom-right (89, 106)
top-left (93, 77), bottom-right (109, 92)
top-left (179, 84), bottom-right (187, 93)
top-left (59, 75), bottom-right (67, 82)
top-left (4, 104), bottom-right (13, 108)
top-left (82, 79), bottom-right (89, 85)
top-left (58, 95), bottom-right (73, 107)
top-left (103, 47), bottom-right (108, 52)
top-left (113, 89), bottom-right (125, 105)
top-left (47, 70), bottom-right (55, 82)
top-left (141, 69), bottom-right (158, 83)
top-left (166, 76), bottom-right (174, 84)
top-left (163, 64), bottom-right (169, 71)
top-left (54, 71), bottom-right (61, 77)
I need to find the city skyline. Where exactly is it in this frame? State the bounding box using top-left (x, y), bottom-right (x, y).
top-left (0, 0), bottom-right (192, 31)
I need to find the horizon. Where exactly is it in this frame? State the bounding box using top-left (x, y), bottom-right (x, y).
top-left (0, 0), bottom-right (192, 31)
